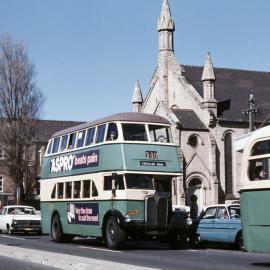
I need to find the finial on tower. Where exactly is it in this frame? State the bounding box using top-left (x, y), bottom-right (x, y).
top-left (158, 0), bottom-right (174, 31)
top-left (201, 51), bottom-right (215, 81)
top-left (132, 81), bottom-right (143, 112)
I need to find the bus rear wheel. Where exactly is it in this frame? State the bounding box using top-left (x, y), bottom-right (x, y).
top-left (51, 214), bottom-right (65, 243)
top-left (105, 216), bottom-right (126, 250)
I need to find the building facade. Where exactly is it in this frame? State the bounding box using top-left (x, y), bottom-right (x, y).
top-left (0, 120), bottom-right (83, 207)
top-left (132, 0), bottom-right (270, 212)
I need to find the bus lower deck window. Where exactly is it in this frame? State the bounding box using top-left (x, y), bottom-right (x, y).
top-left (83, 180), bottom-right (91, 198)
top-left (73, 181), bottom-right (81, 198)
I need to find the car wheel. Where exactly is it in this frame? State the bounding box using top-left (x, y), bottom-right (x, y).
top-left (51, 214), bottom-right (64, 243)
top-left (236, 232), bottom-right (245, 251)
top-left (105, 216), bottom-right (126, 250)
top-left (7, 225), bottom-right (14, 235)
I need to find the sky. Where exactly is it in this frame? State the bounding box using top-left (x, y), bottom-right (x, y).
top-left (0, 0), bottom-right (270, 122)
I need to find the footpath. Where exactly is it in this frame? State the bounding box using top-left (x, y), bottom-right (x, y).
top-left (0, 244), bottom-right (160, 270)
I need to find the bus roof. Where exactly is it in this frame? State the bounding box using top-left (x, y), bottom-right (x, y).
top-left (52, 112), bottom-right (171, 138)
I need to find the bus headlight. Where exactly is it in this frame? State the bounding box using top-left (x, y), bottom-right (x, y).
top-left (124, 215), bottom-right (131, 223)
top-left (186, 217), bottom-right (192, 226)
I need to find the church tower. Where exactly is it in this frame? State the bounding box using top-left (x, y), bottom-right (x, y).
top-left (157, 0), bottom-right (175, 105)
top-left (201, 51), bottom-right (217, 127)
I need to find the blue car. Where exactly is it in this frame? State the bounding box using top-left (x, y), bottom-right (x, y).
top-left (196, 204), bottom-right (244, 250)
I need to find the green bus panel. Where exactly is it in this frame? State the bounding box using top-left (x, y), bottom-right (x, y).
top-left (241, 189), bottom-right (270, 252)
top-left (122, 144), bottom-right (181, 173)
top-left (41, 143), bottom-right (181, 179)
top-left (41, 200), bottom-right (145, 236)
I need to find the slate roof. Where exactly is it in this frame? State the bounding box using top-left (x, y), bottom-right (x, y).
top-left (34, 120), bottom-right (84, 142)
top-left (172, 109), bottom-right (208, 131)
top-left (183, 65), bottom-right (270, 122)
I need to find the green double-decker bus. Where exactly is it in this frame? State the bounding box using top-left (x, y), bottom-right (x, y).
top-left (40, 112), bottom-right (192, 249)
top-left (240, 125), bottom-right (270, 252)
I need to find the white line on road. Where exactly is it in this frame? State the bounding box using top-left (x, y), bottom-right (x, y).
top-left (78, 245), bottom-right (122, 253)
top-left (0, 235), bottom-right (25, 241)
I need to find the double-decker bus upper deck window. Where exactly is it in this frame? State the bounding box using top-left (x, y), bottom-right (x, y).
top-left (68, 132), bottom-right (77, 150)
top-left (95, 124), bottom-right (106, 144)
top-left (251, 140), bottom-right (270, 156)
top-left (60, 135), bottom-right (68, 152)
top-left (52, 137), bottom-right (60, 154)
top-left (122, 123), bottom-right (148, 141)
top-left (85, 127), bottom-right (96, 146)
top-left (148, 125), bottom-right (173, 143)
top-left (248, 158), bottom-right (270, 181)
top-left (77, 130), bottom-right (86, 148)
top-left (106, 123), bottom-right (118, 141)
top-left (125, 174), bottom-right (154, 189)
top-left (46, 140), bottom-right (53, 155)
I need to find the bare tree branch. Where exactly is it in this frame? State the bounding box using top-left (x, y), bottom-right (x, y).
top-left (0, 34), bottom-right (45, 203)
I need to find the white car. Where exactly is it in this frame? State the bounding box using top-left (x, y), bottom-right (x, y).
top-left (0, 205), bottom-right (42, 235)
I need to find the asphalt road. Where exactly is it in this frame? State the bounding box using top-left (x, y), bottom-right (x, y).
top-left (0, 233), bottom-right (270, 270)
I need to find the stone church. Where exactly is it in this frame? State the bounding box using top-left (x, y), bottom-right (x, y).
top-left (132, 0), bottom-right (270, 212)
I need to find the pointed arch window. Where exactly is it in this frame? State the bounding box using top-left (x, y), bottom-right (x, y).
top-left (224, 133), bottom-right (233, 195)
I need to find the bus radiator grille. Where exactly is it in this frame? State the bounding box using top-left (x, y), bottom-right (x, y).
top-left (145, 196), bottom-right (168, 233)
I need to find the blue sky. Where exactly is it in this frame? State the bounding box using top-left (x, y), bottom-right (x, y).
top-left (1, 0), bottom-right (270, 121)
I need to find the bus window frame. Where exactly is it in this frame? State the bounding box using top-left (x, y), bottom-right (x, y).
top-left (52, 137), bottom-right (61, 154)
top-left (60, 134), bottom-right (69, 152)
top-left (76, 130), bottom-right (86, 149)
top-left (85, 127), bottom-right (97, 147)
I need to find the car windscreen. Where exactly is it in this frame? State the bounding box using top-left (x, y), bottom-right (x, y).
top-left (125, 174), bottom-right (154, 189)
top-left (8, 207), bottom-right (36, 215)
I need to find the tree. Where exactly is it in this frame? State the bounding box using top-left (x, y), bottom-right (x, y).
top-left (0, 34), bottom-right (45, 204)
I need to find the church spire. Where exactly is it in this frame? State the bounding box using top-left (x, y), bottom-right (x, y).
top-left (158, 0), bottom-right (174, 52)
top-left (201, 51), bottom-right (215, 81)
top-left (132, 81), bottom-right (143, 112)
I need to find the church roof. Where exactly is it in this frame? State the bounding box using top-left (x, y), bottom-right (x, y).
top-left (183, 65), bottom-right (270, 122)
top-left (172, 109), bottom-right (208, 130)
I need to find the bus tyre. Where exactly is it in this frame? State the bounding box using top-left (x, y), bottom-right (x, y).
top-left (105, 216), bottom-right (126, 250)
top-left (236, 232), bottom-right (245, 251)
top-left (51, 214), bottom-right (64, 243)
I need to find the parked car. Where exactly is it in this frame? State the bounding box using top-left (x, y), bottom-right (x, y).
top-left (195, 204), bottom-right (244, 250)
top-left (0, 205), bottom-right (42, 235)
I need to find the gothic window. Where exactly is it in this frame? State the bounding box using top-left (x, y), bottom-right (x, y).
top-left (0, 176), bottom-right (3, 192)
top-left (224, 133), bottom-right (233, 195)
top-left (0, 148), bottom-right (5, 160)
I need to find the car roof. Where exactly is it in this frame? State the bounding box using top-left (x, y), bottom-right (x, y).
top-left (4, 205), bottom-right (35, 208)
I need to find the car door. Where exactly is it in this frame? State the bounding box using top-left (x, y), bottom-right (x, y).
top-left (211, 206), bottom-right (230, 242)
top-left (197, 207), bottom-right (217, 241)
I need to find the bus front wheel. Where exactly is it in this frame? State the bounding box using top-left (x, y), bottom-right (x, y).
top-left (51, 214), bottom-right (64, 243)
top-left (105, 216), bottom-right (126, 250)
